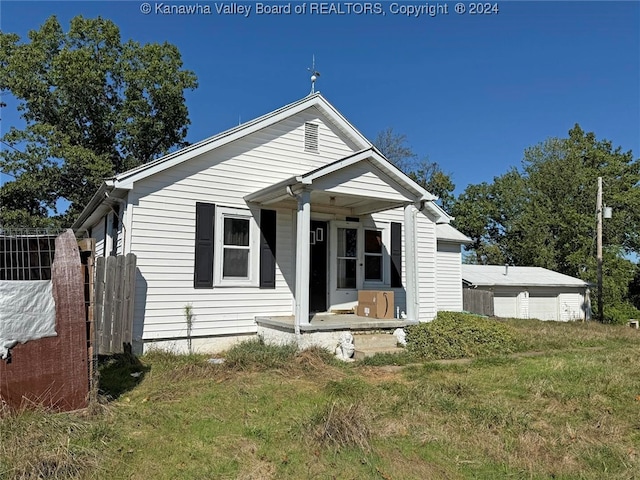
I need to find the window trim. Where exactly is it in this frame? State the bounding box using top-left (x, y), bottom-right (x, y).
top-left (214, 206), bottom-right (259, 287)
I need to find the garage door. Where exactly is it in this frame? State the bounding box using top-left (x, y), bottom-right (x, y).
top-left (528, 291), bottom-right (558, 321)
top-left (493, 289), bottom-right (518, 318)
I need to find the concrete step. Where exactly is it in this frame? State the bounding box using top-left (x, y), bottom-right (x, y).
top-left (352, 333), bottom-right (405, 360)
top-left (353, 346), bottom-right (405, 360)
top-left (354, 333), bottom-right (399, 349)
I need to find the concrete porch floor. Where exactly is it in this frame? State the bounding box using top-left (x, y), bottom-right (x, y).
top-left (255, 313), bottom-right (417, 333)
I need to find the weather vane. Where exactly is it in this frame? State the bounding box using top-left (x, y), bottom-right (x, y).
top-left (307, 55), bottom-right (320, 94)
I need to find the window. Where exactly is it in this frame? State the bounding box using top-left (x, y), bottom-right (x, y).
top-left (364, 229), bottom-right (383, 282)
top-left (195, 204), bottom-right (274, 289)
top-left (222, 217), bottom-right (250, 278)
top-left (337, 227), bottom-right (357, 289)
top-left (215, 207), bottom-right (258, 286)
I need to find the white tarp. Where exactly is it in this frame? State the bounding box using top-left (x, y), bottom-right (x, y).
top-left (0, 280), bottom-right (57, 359)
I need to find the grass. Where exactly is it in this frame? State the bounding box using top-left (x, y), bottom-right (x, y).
top-left (1, 319), bottom-right (639, 479)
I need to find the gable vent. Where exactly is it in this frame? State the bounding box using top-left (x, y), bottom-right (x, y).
top-left (304, 122), bottom-right (319, 152)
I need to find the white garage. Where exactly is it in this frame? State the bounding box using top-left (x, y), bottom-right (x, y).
top-left (462, 265), bottom-right (591, 321)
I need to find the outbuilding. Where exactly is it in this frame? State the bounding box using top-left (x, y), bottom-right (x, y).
top-left (461, 265), bottom-right (591, 321)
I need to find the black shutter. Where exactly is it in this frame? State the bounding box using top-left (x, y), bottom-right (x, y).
top-left (260, 209), bottom-right (277, 289)
top-left (194, 202), bottom-right (215, 288)
top-left (390, 222), bottom-right (402, 288)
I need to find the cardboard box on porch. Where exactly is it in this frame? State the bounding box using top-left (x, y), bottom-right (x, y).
top-left (357, 290), bottom-right (394, 319)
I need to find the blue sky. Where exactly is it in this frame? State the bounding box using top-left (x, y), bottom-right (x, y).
top-left (1, 1), bottom-right (638, 198)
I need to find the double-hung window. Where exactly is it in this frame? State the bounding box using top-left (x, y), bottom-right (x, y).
top-left (194, 203), bottom-right (276, 289)
top-left (215, 207), bottom-right (258, 286)
top-left (364, 229), bottom-right (384, 282)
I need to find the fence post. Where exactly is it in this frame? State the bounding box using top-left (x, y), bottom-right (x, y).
top-left (123, 253), bottom-right (137, 348)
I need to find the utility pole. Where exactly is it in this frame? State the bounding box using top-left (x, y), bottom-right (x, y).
top-left (597, 176), bottom-right (603, 322)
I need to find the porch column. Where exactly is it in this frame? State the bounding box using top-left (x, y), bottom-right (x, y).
top-left (404, 203), bottom-right (420, 322)
top-left (294, 189), bottom-right (311, 333)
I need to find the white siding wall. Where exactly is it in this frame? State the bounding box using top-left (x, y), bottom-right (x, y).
top-left (91, 218), bottom-right (106, 257)
top-left (312, 162), bottom-right (412, 202)
top-left (129, 109), bottom-right (359, 342)
top-left (479, 286), bottom-right (585, 321)
top-left (559, 292), bottom-right (586, 321)
top-left (436, 241), bottom-right (463, 312)
top-left (518, 291), bottom-right (529, 319)
top-left (417, 211), bottom-right (437, 321)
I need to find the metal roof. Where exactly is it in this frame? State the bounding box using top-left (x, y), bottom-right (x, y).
top-left (461, 265), bottom-right (589, 288)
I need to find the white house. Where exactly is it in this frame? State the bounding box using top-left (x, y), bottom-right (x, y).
top-left (73, 93), bottom-right (468, 353)
top-left (461, 265), bottom-right (591, 321)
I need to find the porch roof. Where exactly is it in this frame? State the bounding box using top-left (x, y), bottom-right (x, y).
top-left (245, 148), bottom-right (448, 219)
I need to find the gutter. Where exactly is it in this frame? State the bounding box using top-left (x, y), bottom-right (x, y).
top-left (71, 181), bottom-right (114, 232)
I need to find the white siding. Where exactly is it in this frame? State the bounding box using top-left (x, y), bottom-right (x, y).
top-left (475, 285), bottom-right (585, 321)
top-left (129, 109), bottom-right (359, 341)
top-left (518, 291), bottom-right (529, 319)
top-left (312, 161), bottom-right (413, 202)
top-left (91, 218), bottom-right (106, 257)
top-left (559, 292), bottom-right (586, 321)
top-left (528, 288), bottom-right (585, 321)
top-left (436, 241), bottom-right (463, 312)
top-left (417, 211), bottom-right (437, 321)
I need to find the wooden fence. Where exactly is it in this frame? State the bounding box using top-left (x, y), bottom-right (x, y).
top-left (0, 230), bottom-right (89, 411)
top-left (463, 288), bottom-right (495, 317)
top-left (94, 253), bottom-right (136, 354)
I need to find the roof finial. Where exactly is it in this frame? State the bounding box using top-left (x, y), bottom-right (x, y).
top-left (307, 55), bottom-right (320, 94)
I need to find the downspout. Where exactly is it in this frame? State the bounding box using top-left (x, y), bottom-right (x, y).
top-left (406, 200), bottom-right (430, 323)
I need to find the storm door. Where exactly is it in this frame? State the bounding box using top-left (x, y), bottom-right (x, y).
top-left (329, 221), bottom-right (362, 309)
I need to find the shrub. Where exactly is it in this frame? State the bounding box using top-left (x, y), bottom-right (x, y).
top-left (602, 302), bottom-right (640, 325)
top-left (405, 312), bottom-right (517, 360)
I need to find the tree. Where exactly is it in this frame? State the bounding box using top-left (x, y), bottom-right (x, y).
top-left (452, 125), bottom-right (640, 322)
top-left (0, 15), bottom-right (198, 227)
top-left (374, 127), bottom-right (455, 210)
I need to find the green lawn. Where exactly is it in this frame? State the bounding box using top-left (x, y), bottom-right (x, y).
top-left (2, 319), bottom-right (639, 479)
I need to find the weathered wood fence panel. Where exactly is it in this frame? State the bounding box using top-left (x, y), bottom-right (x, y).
top-left (463, 288), bottom-right (495, 317)
top-left (95, 254), bottom-right (136, 354)
top-left (0, 229), bottom-right (89, 411)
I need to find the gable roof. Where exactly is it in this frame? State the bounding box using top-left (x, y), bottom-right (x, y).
top-left (73, 93), bottom-right (450, 230)
top-left (244, 147), bottom-right (447, 218)
top-left (108, 93), bottom-right (370, 189)
top-left (461, 265), bottom-right (589, 288)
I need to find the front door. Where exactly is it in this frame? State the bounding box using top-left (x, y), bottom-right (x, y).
top-left (309, 220), bottom-right (328, 312)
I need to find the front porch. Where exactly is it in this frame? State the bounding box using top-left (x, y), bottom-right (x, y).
top-left (256, 312), bottom-right (417, 358)
top-left (255, 312), bottom-right (417, 333)
top-left (246, 148), bottom-right (447, 333)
